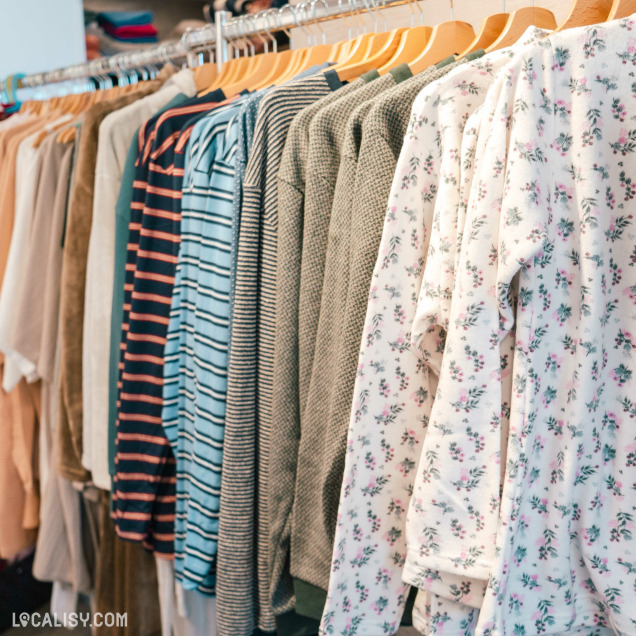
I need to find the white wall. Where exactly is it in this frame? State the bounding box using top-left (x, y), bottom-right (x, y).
top-left (0, 0), bottom-right (86, 78)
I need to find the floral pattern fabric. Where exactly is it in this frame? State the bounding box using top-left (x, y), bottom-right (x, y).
top-left (320, 29), bottom-right (547, 636)
top-left (405, 18), bottom-right (636, 636)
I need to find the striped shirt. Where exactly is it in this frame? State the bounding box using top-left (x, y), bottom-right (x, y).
top-left (113, 89), bottom-right (226, 557)
top-left (162, 98), bottom-right (244, 594)
top-left (221, 71), bottom-right (342, 635)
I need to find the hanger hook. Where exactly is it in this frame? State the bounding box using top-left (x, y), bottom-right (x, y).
top-left (362, 0), bottom-right (378, 32)
top-left (277, 4), bottom-right (295, 40)
top-left (239, 16), bottom-right (254, 56)
top-left (348, 0), bottom-right (365, 34)
top-left (293, 1), bottom-right (313, 46)
top-left (449, 0), bottom-right (454, 20)
top-left (309, 0), bottom-right (329, 45)
top-left (337, 0), bottom-right (354, 39)
top-left (371, 0), bottom-right (388, 31)
top-left (231, 20), bottom-right (241, 59)
top-left (249, 11), bottom-right (269, 53)
top-left (263, 9), bottom-right (278, 53)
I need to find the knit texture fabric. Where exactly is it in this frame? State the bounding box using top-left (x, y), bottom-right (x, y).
top-left (270, 76), bottom-right (365, 618)
top-left (221, 73), bottom-right (340, 636)
top-left (293, 60), bottom-right (465, 598)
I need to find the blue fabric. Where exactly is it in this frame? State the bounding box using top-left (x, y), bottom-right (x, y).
top-left (97, 11), bottom-right (154, 28)
top-left (162, 98), bottom-right (245, 593)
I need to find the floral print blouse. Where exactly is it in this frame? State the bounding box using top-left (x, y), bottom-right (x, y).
top-left (407, 17), bottom-right (636, 636)
top-left (320, 28), bottom-right (548, 636)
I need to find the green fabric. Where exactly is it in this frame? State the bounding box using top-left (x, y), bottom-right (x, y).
top-left (293, 579), bottom-right (327, 622)
top-left (388, 61), bottom-right (413, 84)
top-left (360, 68), bottom-right (380, 82)
top-left (465, 48), bottom-right (486, 61)
top-left (107, 92), bottom-right (190, 477)
top-left (291, 578), bottom-right (417, 626)
top-left (435, 54), bottom-right (456, 69)
top-left (275, 609), bottom-right (320, 636)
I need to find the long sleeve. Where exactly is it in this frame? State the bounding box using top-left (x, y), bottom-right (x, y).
top-left (320, 40), bottom-right (548, 634)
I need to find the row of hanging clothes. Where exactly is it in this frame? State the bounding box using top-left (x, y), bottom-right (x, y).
top-left (0, 0), bottom-right (635, 633)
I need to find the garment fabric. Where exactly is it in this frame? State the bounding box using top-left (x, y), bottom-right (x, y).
top-left (0, 115), bottom-right (51, 562)
top-left (310, 57), bottom-right (463, 567)
top-left (57, 87), bottom-right (158, 483)
top-left (320, 33), bottom-right (548, 633)
top-left (162, 98), bottom-right (244, 593)
top-left (83, 68), bottom-right (195, 490)
top-left (11, 134), bottom-right (74, 384)
top-left (94, 491), bottom-right (163, 636)
top-left (113, 88), bottom-right (226, 557)
top-left (107, 91), bottom-right (194, 480)
top-left (271, 74), bottom-right (367, 617)
top-left (220, 71), bottom-right (341, 636)
top-left (406, 19), bottom-right (636, 636)
top-left (215, 88), bottom-right (268, 636)
top-left (0, 121), bottom-right (71, 392)
top-left (289, 66), bottom-right (413, 610)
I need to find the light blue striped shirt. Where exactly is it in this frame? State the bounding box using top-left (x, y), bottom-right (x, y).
top-left (162, 98), bottom-right (244, 593)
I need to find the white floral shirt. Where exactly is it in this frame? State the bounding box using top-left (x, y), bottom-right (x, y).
top-left (320, 29), bottom-right (547, 636)
top-left (406, 18), bottom-right (636, 636)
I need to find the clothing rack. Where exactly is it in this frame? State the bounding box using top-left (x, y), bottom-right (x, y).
top-left (0, 0), bottom-right (410, 101)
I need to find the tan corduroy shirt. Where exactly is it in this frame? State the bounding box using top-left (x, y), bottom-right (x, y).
top-left (57, 81), bottom-right (162, 482)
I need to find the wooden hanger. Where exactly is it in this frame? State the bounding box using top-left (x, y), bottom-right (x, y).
top-left (334, 27), bottom-right (407, 82)
top-left (409, 21), bottom-right (475, 74)
top-left (223, 51), bottom-right (279, 95)
top-left (378, 26), bottom-right (433, 73)
top-left (458, 13), bottom-right (508, 57)
top-left (251, 49), bottom-right (296, 90)
top-left (607, 0), bottom-right (636, 19)
top-left (194, 62), bottom-right (218, 93)
top-left (278, 47), bottom-right (311, 83)
top-left (485, 7), bottom-right (557, 52)
top-left (555, 0), bottom-right (613, 31)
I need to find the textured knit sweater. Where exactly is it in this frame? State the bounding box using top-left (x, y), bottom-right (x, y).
top-left (293, 57), bottom-right (467, 606)
top-left (284, 65), bottom-right (413, 602)
top-left (271, 75), bottom-right (367, 618)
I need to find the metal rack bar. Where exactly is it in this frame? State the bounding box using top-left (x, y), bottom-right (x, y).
top-left (1, 0), bottom-right (409, 95)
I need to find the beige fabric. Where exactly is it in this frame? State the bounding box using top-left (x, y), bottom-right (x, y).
top-left (0, 378), bottom-right (40, 560)
top-left (11, 133), bottom-right (73, 374)
top-left (57, 83), bottom-right (160, 482)
top-left (0, 116), bottom-right (46, 561)
top-left (270, 76), bottom-right (366, 614)
top-left (82, 68), bottom-right (195, 489)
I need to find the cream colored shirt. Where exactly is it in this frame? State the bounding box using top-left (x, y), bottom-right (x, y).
top-left (81, 69), bottom-right (197, 489)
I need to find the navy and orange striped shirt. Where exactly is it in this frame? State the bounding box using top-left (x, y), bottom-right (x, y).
top-left (113, 89), bottom-right (226, 556)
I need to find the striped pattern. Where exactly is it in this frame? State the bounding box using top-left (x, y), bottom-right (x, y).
top-left (108, 92), bottom-right (192, 480)
top-left (216, 90), bottom-right (268, 636)
top-left (220, 73), bottom-right (341, 636)
top-left (162, 99), bottom-right (243, 594)
top-left (113, 89), bottom-right (226, 557)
